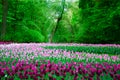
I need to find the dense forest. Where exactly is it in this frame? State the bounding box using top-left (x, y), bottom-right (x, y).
top-left (0, 0), bottom-right (120, 43)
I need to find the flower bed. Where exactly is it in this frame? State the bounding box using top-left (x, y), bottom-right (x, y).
top-left (0, 41), bottom-right (12, 44)
top-left (0, 60), bottom-right (120, 80)
top-left (0, 44), bottom-right (120, 63)
top-left (0, 43), bottom-right (120, 80)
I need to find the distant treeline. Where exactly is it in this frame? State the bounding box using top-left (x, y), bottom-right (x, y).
top-left (0, 0), bottom-right (120, 43)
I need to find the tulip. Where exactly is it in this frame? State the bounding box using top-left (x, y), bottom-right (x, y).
top-left (97, 76), bottom-right (100, 80)
top-left (110, 72), bottom-right (114, 78)
top-left (40, 64), bottom-right (45, 70)
top-left (74, 75), bottom-right (78, 80)
top-left (33, 76), bottom-right (38, 80)
top-left (96, 69), bottom-right (102, 76)
top-left (45, 68), bottom-right (50, 73)
top-left (90, 68), bottom-right (97, 74)
top-left (0, 71), bottom-right (5, 77)
top-left (115, 74), bottom-right (120, 79)
top-left (88, 77), bottom-right (93, 80)
top-left (55, 70), bottom-right (60, 76)
top-left (8, 78), bottom-right (14, 80)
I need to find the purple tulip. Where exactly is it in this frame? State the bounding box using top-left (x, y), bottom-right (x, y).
top-left (74, 75), bottom-right (78, 80)
top-left (40, 64), bottom-right (45, 70)
top-left (89, 73), bottom-right (94, 77)
top-left (8, 78), bottom-right (14, 80)
top-left (45, 67), bottom-right (50, 73)
top-left (82, 68), bottom-right (87, 74)
top-left (96, 69), bottom-right (102, 76)
top-left (115, 74), bottom-right (120, 79)
top-left (33, 76), bottom-right (38, 80)
top-left (97, 76), bottom-right (100, 80)
top-left (90, 67), bottom-right (97, 74)
top-left (0, 71), bottom-right (5, 77)
top-left (88, 77), bottom-right (93, 80)
top-left (110, 72), bottom-right (114, 78)
top-left (117, 64), bottom-right (120, 69)
top-left (55, 70), bottom-right (60, 76)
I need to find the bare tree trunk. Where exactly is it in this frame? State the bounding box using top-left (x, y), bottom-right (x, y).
top-left (49, 0), bottom-right (65, 43)
top-left (1, 0), bottom-right (8, 40)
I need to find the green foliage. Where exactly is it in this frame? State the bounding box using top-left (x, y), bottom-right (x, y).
top-left (3, 26), bottom-right (45, 42)
top-left (53, 20), bottom-right (72, 42)
top-left (77, 0), bottom-right (120, 43)
top-left (0, 0), bottom-right (120, 43)
top-left (1, 0), bottom-right (46, 42)
top-left (44, 46), bottom-right (120, 55)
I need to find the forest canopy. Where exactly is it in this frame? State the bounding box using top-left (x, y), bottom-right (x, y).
top-left (0, 0), bottom-right (120, 43)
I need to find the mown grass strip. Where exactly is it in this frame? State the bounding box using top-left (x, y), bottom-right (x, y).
top-left (44, 46), bottom-right (120, 55)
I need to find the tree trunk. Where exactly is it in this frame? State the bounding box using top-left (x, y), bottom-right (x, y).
top-left (49, 0), bottom-right (65, 43)
top-left (1, 0), bottom-right (8, 40)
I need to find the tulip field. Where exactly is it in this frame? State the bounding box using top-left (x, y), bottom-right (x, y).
top-left (0, 43), bottom-right (120, 80)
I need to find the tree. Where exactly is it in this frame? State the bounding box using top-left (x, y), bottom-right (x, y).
top-left (49, 0), bottom-right (65, 43)
top-left (0, 0), bottom-right (120, 43)
top-left (1, 0), bottom-right (8, 40)
top-left (78, 0), bottom-right (120, 43)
